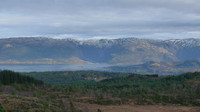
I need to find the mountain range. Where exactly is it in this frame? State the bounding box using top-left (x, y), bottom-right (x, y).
top-left (1, 37), bottom-right (200, 65)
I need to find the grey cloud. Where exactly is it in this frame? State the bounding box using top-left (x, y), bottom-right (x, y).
top-left (0, 0), bottom-right (200, 38)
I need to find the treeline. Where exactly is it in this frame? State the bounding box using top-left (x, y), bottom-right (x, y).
top-left (63, 72), bottom-right (200, 106)
top-left (23, 70), bottom-right (200, 106)
top-left (24, 71), bottom-right (133, 85)
top-left (0, 70), bottom-right (44, 86)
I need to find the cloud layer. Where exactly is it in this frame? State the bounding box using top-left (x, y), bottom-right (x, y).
top-left (0, 0), bottom-right (200, 39)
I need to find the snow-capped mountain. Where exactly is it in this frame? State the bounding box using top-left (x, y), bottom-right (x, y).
top-left (0, 37), bottom-right (200, 65)
top-left (163, 38), bottom-right (200, 47)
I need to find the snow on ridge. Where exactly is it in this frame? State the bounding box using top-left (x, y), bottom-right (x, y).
top-left (164, 38), bottom-right (200, 47)
top-left (37, 36), bottom-right (200, 47)
top-left (3, 36), bottom-right (200, 47)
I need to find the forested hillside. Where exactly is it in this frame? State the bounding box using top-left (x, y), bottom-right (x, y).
top-left (0, 70), bottom-right (67, 112)
top-left (24, 71), bottom-right (133, 85)
top-left (0, 70), bottom-right (200, 111)
top-left (0, 70), bottom-right (44, 85)
top-left (26, 71), bottom-right (200, 106)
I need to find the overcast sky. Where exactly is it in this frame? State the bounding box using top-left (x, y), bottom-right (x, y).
top-left (0, 0), bottom-right (200, 39)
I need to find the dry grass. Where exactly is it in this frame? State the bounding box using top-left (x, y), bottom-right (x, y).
top-left (75, 102), bottom-right (200, 112)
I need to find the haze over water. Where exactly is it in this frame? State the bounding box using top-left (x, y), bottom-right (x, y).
top-left (0, 64), bottom-right (111, 72)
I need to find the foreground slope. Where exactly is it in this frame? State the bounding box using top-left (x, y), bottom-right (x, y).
top-left (0, 70), bottom-right (68, 112)
top-left (1, 70), bottom-right (200, 112)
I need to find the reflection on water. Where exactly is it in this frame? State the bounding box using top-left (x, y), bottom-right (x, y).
top-left (0, 64), bottom-right (111, 72)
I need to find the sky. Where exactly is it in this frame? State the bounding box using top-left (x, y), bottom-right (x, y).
top-left (0, 0), bottom-right (200, 39)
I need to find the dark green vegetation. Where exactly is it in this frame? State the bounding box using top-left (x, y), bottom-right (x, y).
top-left (0, 70), bottom-right (200, 112)
top-left (0, 70), bottom-right (44, 85)
top-left (0, 70), bottom-right (70, 112)
top-left (0, 104), bottom-right (7, 112)
top-left (25, 71), bottom-right (200, 106)
top-left (85, 72), bottom-right (200, 106)
top-left (24, 71), bottom-right (132, 85)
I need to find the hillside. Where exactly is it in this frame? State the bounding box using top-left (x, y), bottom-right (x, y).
top-left (1, 37), bottom-right (200, 65)
top-left (24, 71), bottom-right (134, 85)
top-left (0, 70), bottom-right (200, 112)
top-left (55, 71), bottom-right (200, 106)
top-left (25, 70), bottom-right (200, 106)
top-left (0, 70), bottom-right (82, 112)
top-left (0, 70), bottom-right (44, 85)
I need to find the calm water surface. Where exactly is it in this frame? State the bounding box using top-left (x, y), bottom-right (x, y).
top-left (0, 64), bottom-right (112, 72)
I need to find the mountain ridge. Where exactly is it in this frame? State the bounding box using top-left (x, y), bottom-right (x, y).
top-left (1, 37), bottom-right (200, 65)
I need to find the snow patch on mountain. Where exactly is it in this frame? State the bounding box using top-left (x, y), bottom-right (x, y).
top-left (164, 38), bottom-right (200, 47)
